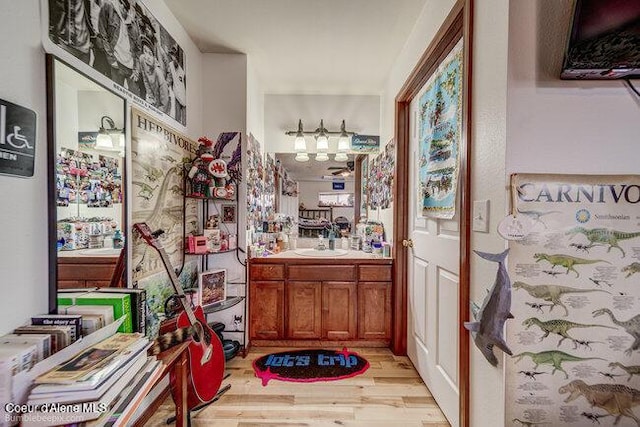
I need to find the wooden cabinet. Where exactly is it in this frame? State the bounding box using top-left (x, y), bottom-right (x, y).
top-left (287, 281), bottom-right (322, 339)
top-left (57, 256), bottom-right (118, 289)
top-left (358, 282), bottom-right (392, 340)
top-left (249, 259), bottom-right (392, 345)
top-left (249, 280), bottom-right (285, 339)
top-left (322, 282), bottom-right (357, 340)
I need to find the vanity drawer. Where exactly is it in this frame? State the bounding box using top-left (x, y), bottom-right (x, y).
top-left (359, 265), bottom-right (392, 282)
top-left (289, 265), bottom-right (355, 281)
top-left (250, 264), bottom-right (285, 280)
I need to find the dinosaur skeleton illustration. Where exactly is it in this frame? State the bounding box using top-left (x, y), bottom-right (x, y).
top-left (522, 317), bottom-right (614, 348)
top-left (600, 371), bottom-right (625, 381)
top-left (567, 227), bottom-right (640, 258)
top-left (622, 262), bottom-right (640, 278)
top-left (593, 309), bottom-right (640, 356)
top-left (513, 350), bottom-right (605, 379)
top-left (542, 270), bottom-right (562, 278)
top-left (570, 242), bottom-right (591, 253)
top-left (516, 208), bottom-right (560, 229)
top-left (559, 380), bottom-right (640, 426)
top-left (511, 419), bottom-right (550, 427)
top-left (609, 362), bottom-right (640, 382)
top-left (581, 412), bottom-right (611, 424)
top-left (533, 253), bottom-right (610, 278)
top-left (513, 281), bottom-right (610, 317)
top-left (525, 302), bottom-right (554, 314)
top-left (518, 370), bottom-right (546, 380)
top-left (575, 339), bottom-right (603, 351)
top-left (589, 278), bottom-right (613, 288)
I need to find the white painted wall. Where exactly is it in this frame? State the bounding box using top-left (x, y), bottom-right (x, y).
top-left (0, 0), bottom-right (49, 335)
top-left (506, 0), bottom-right (640, 175)
top-left (246, 57), bottom-right (265, 144)
top-left (264, 94), bottom-right (380, 154)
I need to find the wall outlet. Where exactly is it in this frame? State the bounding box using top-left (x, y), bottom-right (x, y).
top-left (473, 200), bottom-right (490, 233)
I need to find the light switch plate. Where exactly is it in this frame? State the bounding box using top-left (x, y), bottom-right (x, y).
top-left (473, 200), bottom-right (490, 233)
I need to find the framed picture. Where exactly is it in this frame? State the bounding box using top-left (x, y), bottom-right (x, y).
top-left (199, 269), bottom-right (226, 307)
top-left (221, 204), bottom-right (236, 223)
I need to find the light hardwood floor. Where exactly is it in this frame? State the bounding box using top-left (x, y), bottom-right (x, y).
top-left (145, 347), bottom-right (450, 427)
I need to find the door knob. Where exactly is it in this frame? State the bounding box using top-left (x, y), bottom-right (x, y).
top-left (402, 239), bottom-right (414, 248)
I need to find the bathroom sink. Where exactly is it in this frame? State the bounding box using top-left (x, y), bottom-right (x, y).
top-left (294, 248), bottom-right (349, 257)
top-left (79, 248), bottom-right (122, 256)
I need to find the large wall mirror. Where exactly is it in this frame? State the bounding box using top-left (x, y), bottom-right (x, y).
top-left (47, 56), bottom-right (127, 311)
top-left (270, 152), bottom-right (367, 244)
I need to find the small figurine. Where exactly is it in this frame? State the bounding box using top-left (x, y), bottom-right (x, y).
top-left (188, 137), bottom-right (215, 197)
top-left (206, 214), bottom-right (220, 229)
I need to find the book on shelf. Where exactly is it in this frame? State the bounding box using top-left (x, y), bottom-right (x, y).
top-left (0, 334), bottom-right (51, 362)
top-left (13, 325), bottom-right (74, 353)
top-left (34, 333), bottom-right (145, 387)
top-left (22, 350), bottom-right (151, 427)
top-left (28, 349), bottom-right (148, 405)
top-left (60, 305), bottom-right (114, 331)
top-left (88, 358), bottom-right (161, 427)
top-left (0, 343), bottom-right (38, 376)
top-left (96, 288), bottom-right (147, 334)
top-left (74, 293), bottom-right (133, 333)
top-left (31, 314), bottom-right (82, 342)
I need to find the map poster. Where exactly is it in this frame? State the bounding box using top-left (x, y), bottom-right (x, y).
top-left (505, 174), bottom-right (640, 427)
top-left (130, 108), bottom-right (198, 283)
top-left (418, 40), bottom-right (462, 219)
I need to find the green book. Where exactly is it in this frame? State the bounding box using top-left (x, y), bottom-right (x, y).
top-left (74, 292), bottom-right (133, 333)
top-left (56, 292), bottom-right (92, 307)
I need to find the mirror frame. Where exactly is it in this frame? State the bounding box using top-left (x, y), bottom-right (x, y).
top-left (46, 54), bottom-right (129, 314)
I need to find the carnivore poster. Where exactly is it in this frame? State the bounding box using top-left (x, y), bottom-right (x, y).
top-left (505, 174), bottom-right (640, 426)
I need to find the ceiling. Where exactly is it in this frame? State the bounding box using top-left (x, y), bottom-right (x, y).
top-left (164, 0), bottom-right (427, 94)
top-left (276, 153), bottom-right (355, 182)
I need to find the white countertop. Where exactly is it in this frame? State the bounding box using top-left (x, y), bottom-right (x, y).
top-left (258, 248), bottom-right (387, 260)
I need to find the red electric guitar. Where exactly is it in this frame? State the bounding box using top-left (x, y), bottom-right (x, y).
top-left (133, 222), bottom-right (225, 411)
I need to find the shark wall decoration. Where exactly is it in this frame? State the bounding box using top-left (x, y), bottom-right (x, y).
top-left (464, 249), bottom-right (514, 366)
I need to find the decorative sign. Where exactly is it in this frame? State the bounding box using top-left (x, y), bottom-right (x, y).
top-left (77, 131), bottom-right (98, 147)
top-left (43, 0), bottom-right (188, 126)
top-left (332, 181), bottom-right (345, 190)
top-left (0, 98), bottom-right (37, 177)
top-left (505, 174), bottom-right (640, 427)
top-left (253, 348), bottom-right (369, 386)
top-left (351, 134), bottom-right (380, 153)
top-left (418, 40), bottom-right (463, 219)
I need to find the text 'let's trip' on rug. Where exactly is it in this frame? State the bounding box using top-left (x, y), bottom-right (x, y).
top-left (252, 348), bottom-right (369, 386)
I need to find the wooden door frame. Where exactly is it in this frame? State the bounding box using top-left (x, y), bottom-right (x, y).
top-left (391, 1), bottom-right (473, 426)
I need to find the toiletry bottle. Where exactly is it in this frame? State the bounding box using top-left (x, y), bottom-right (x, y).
top-left (112, 230), bottom-right (124, 249)
top-left (328, 230), bottom-right (336, 250)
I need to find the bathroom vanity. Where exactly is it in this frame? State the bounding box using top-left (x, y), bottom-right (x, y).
top-left (248, 249), bottom-right (393, 347)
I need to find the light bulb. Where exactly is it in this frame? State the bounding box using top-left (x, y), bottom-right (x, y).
top-left (295, 152), bottom-right (310, 162)
top-left (96, 131), bottom-right (113, 149)
top-left (316, 134), bottom-right (329, 152)
top-left (315, 152), bottom-right (329, 162)
top-left (334, 152), bottom-right (348, 162)
top-left (294, 135), bottom-right (306, 152)
top-left (337, 135), bottom-right (350, 152)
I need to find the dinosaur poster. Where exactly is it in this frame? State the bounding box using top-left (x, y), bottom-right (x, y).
top-left (130, 108), bottom-right (199, 283)
top-left (506, 174), bottom-right (640, 427)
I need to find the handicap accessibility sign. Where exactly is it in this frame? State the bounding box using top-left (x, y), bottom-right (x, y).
top-left (0, 98), bottom-right (37, 177)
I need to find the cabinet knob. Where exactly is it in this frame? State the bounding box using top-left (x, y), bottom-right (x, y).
top-left (402, 239), bottom-right (414, 248)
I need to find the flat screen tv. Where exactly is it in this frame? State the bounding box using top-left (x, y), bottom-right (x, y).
top-left (561, 0), bottom-right (640, 79)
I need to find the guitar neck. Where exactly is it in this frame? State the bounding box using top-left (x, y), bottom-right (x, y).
top-left (155, 242), bottom-right (199, 327)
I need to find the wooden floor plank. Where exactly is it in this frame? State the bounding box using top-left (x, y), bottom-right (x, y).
top-left (145, 347), bottom-right (450, 427)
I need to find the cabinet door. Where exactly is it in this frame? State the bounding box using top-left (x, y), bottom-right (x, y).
top-left (286, 281), bottom-right (322, 339)
top-left (249, 281), bottom-right (284, 340)
top-left (322, 282), bottom-right (356, 340)
top-left (358, 282), bottom-right (392, 340)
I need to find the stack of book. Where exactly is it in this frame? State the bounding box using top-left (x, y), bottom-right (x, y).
top-left (57, 288), bottom-right (147, 335)
top-left (22, 333), bottom-right (162, 427)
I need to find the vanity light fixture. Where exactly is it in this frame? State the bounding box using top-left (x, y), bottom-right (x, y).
top-left (96, 115), bottom-right (124, 151)
top-left (285, 119), bottom-right (356, 162)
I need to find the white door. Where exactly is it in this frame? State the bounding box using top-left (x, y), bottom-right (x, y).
top-left (407, 91), bottom-right (460, 426)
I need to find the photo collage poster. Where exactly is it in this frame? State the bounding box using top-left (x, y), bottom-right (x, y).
top-left (44, 0), bottom-right (187, 127)
top-left (246, 134), bottom-right (265, 231)
top-left (418, 40), bottom-right (462, 219)
top-left (367, 138), bottom-right (396, 210)
top-left (505, 174), bottom-right (640, 426)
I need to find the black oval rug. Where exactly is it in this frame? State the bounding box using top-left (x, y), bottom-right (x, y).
top-left (252, 348), bottom-right (369, 386)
